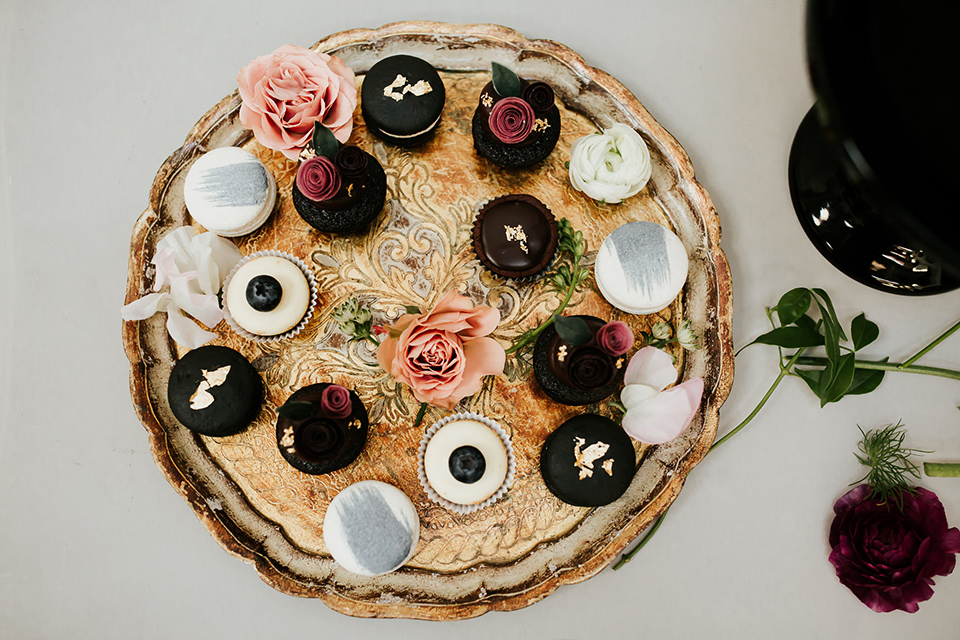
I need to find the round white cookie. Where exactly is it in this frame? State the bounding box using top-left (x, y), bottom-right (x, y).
top-left (183, 147), bottom-right (277, 237)
top-left (225, 256), bottom-right (309, 336)
top-left (323, 481), bottom-right (420, 577)
top-left (594, 221), bottom-right (689, 315)
top-left (423, 419), bottom-right (509, 505)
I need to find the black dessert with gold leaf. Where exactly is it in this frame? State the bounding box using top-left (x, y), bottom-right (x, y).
top-left (276, 383), bottom-right (369, 475)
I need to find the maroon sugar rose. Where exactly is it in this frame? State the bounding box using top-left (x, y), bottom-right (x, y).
top-left (334, 145), bottom-right (368, 178)
top-left (522, 82), bottom-right (555, 114)
top-left (488, 97), bottom-right (535, 145)
top-left (296, 156), bottom-right (341, 202)
top-left (828, 485), bottom-right (960, 613)
top-left (295, 418), bottom-right (346, 461)
top-left (320, 384), bottom-right (352, 419)
top-left (596, 321), bottom-right (634, 357)
top-left (567, 346), bottom-right (615, 390)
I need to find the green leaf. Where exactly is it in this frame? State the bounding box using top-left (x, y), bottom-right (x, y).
top-left (793, 314), bottom-right (818, 332)
top-left (404, 305), bottom-right (421, 315)
top-left (277, 401), bottom-right (315, 421)
top-left (820, 353), bottom-right (856, 406)
top-left (312, 121), bottom-right (340, 159)
top-left (845, 367), bottom-right (886, 396)
top-left (775, 288), bottom-right (812, 326)
top-left (924, 462), bottom-right (960, 478)
top-left (812, 293), bottom-right (842, 392)
top-left (554, 315), bottom-right (591, 346)
top-left (795, 368), bottom-right (821, 396)
top-left (746, 326), bottom-right (824, 349)
top-left (850, 313), bottom-right (880, 351)
top-left (491, 61), bottom-right (522, 97)
top-left (811, 288), bottom-right (847, 340)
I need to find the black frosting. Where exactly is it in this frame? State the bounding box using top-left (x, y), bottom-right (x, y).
top-left (276, 383), bottom-right (369, 475)
top-left (471, 79), bottom-right (561, 169)
top-left (540, 413), bottom-right (636, 507)
top-left (292, 152), bottom-right (386, 234)
top-left (473, 194), bottom-right (558, 279)
top-left (533, 316), bottom-right (625, 406)
top-left (361, 55), bottom-right (445, 147)
top-left (167, 345), bottom-right (263, 437)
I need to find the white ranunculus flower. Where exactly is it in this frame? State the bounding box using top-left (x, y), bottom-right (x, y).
top-left (568, 123), bottom-right (652, 203)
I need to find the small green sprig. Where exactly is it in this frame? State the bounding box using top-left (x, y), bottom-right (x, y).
top-left (507, 218), bottom-right (589, 356)
top-left (854, 422), bottom-right (926, 508)
top-left (332, 298), bottom-right (379, 347)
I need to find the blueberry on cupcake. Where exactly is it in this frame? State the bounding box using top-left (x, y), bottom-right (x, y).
top-left (360, 54), bottom-right (445, 147)
top-left (222, 252), bottom-right (317, 341)
top-left (533, 316), bottom-right (635, 406)
top-left (275, 383), bottom-right (369, 475)
top-left (472, 194), bottom-right (559, 280)
top-left (291, 123), bottom-right (387, 234)
top-left (472, 63), bottom-right (561, 170)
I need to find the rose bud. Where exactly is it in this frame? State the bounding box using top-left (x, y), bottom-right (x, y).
top-left (596, 321), bottom-right (634, 357)
top-left (320, 384), bottom-right (353, 419)
top-left (296, 156), bottom-right (342, 202)
top-left (334, 145), bottom-right (369, 179)
top-left (488, 97), bottom-right (536, 145)
top-left (567, 346), bottom-right (615, 390)
top-left (522, 82), bottom-right (555, 114)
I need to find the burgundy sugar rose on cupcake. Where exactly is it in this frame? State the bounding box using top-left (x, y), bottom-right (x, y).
top-left (237, 44), bottom-right (357, 160)
top-left (291, 123), bottom-right (387, 234)
top-left (472, 62), bottom-right (561, 170)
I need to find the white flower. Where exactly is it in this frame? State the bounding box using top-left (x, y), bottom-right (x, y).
top-left (651, 321), bottom-right (672, 340)
top-left (568, 123), bottom-right (652, 203)
top-left (620, 347), bottom-right (704, 445)
top-left (677, 319), bottom-right (699, 351)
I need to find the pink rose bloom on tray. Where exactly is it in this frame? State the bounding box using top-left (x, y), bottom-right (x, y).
top-left (377, 290), bottom-right (506, 410)
top-left (237, 44), bottom-right (357, 160)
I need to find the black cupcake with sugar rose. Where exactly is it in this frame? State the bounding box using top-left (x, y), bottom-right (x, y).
top-left (533, 316), bottom-right (634, 406)
top-left (292, 122), bottom-right (387, 234)
top-left (472, 62), bottom-right (561, 170)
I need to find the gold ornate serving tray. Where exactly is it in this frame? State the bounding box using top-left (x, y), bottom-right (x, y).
top-left (123, 22), bottom-right (733, 620)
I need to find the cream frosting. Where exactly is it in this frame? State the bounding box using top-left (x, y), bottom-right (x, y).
top-left (225, 256), bottom-right (309, 336)
top-left (423, 419), bottom-right (509, 505)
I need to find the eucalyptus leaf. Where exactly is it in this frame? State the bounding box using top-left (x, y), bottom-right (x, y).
top-left (491, 61), bottom-right (522, 97)
top-left (277, 401), bottom-right (316, 421)
top-left (776, 288), bottom-right (812, 326)
top-left (746, 326), bottom-right (824, 350)
top-left (821, 353), bottom-right (856, 406)
top-left (404, 305), bottom-right (422, 315)
top-left (850, 313), bottom-right (880, 351)
top-left (554, 315), bottom-right (591, 346)
top-left (312, 122), bottom-right (340, 159)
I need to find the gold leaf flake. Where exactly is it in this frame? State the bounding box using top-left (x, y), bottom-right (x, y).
top-left (383, 74), bottom-right (408, 101)
top-left (504, 224), bottom-right (528, 253)
top-left (279, 426), bottom-right (295, 449)
top-left (189, 366), bottom-right (231, 410)
top-left (384, 75), bottom-right (433, 102)
top-left (481, 93), bottom-right (493, 108)
top-left (533, 118), bottom-right (550, 132)
top-left (602, 459), bottom-right (614, 476)
top-left (557, 345), bottom-right (567, 362)
top-left (573, 436), bottom-right (610, 480)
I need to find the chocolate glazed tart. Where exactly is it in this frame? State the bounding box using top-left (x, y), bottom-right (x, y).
top-left (292, 151), bottom-right (387, 234)
top-left (533, 316), bottom-right (626, 406)
top-left (276, 383), bottom-right (369, 475)
top-left (472, 194), bottom-right (558, 279)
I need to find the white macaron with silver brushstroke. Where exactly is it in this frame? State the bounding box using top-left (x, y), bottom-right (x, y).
top-left (183, 147), bottom-right (277, 237)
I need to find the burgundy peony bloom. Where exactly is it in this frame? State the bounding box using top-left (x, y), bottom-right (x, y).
top-left (522, 82), bottom-right (555, 114)
top-left (567, 346), bottom-right (615, 390)
top-left (296, 156), bottom-right (341, 202)
top-left (596, 321), bottom-right (634, 357)
top-left (334, 145), bottom-right (368, 178)
top-left (828, 485), bottom-right (960, 613)
top-left (320, 384), bottom-right (352, 419)
top-left (488, 97), bottom-right (535, 144)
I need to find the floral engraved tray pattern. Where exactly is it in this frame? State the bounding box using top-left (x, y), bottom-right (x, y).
top-left (123, 22), bottom-right (733, 620)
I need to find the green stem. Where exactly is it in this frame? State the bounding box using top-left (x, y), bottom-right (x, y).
top-left (505, 264), bottom-right (582, 355)
top-left (901, 318), bottom-right (960, 368)
top-left (365, 335), bottom-right (380, 348)
top-left (412, 402), bottom-right (428, 430)
top-left (612, 506), bottom-right (669, 570)
top-left (924, 462), bottom-right (960, 478)
top-left (794, 357), bottom-right (960, 381)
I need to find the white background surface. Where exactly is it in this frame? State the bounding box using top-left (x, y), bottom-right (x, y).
top-left (2, 1), bottom-right (959, 637)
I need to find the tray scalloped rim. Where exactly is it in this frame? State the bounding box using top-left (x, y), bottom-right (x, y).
top-left (123, 21), bottom-right (734, 620)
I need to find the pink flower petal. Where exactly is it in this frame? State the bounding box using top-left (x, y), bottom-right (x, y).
top-left (621, 378), bottom-right (704, 444)
top-left (624, 346), bottom-right (678, 391)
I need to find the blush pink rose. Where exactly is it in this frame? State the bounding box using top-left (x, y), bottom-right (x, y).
top-left (377, 290), bottom-right (506, 410)
top-left (237, 44), bottom-right (357, 160)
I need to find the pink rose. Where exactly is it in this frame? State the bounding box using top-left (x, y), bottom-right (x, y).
top-left (320, 384), bottom-right (352, 419)
top-left (296, 156), bottom-right (341, 202)
top-left (488, 97), bottom-right (535, 144)
top-left (377, 290), bottom-right (506, 410)
top-left (596, 321), bottom-right (634, 357)
top-left (237, 44), bottom-right (357, 160)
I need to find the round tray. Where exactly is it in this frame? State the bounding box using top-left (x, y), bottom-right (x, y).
top-left (122, 22), bottom-right (733, 620)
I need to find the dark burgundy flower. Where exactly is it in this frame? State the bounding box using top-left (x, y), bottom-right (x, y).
top-left (522, 82), bottom-right (555, 114)
top-left (295, 418), bottom-right (346, 462)
top-left (334, 145), bottom-right (368, 178)
top-left (828, 485), bottom-right (960, 613)
top-left (488, 97), bottom-right (535, 144)
top-left (567, 346), bottom-right (615, 390)
top-left (296, 156), bottom-right (341, 202)
top-left (320, 384), bottom-right (352, 419)
top-left (596, 321), bottom-right (634, 357)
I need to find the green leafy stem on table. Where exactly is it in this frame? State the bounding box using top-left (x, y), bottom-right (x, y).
top-left (614, 287), bottom-right (960, 570)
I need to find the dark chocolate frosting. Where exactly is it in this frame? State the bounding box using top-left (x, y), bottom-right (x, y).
top-left (292, 151), bottom-right (386, 234)
top-left (533, 316), bottom-right (626, 406)
top-left (276, 383), bottom-right (368, 475)
top-left (473, 194), bottom-right (558, 279)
